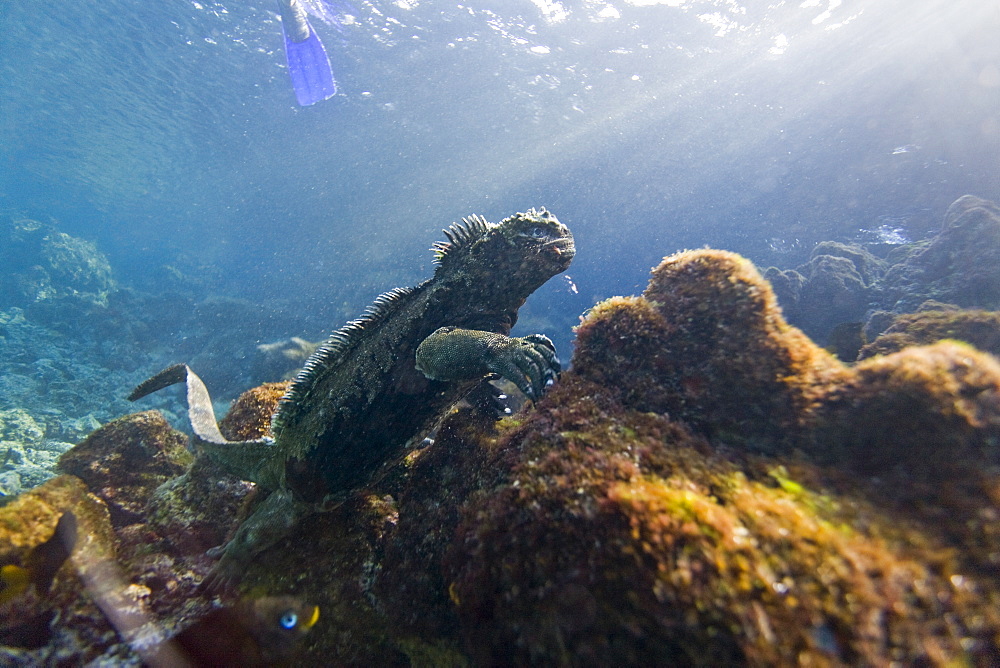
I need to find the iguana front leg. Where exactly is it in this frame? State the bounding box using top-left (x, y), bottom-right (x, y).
top-left (415, 327), bottom-right (561, 400)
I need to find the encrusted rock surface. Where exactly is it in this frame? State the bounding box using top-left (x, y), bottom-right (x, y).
top-left (10, 241), bottom-right (1000, 666)
top-left (57, 411), bottom-right (193, 527)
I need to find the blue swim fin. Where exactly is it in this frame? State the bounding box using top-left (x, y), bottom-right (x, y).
top-left (281, 12), bottom-right (337, 106)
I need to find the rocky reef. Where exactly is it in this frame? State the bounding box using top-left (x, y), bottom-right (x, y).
top-left (765, 195), bottom-right (1000, 359)
top-left (858, 306), bottom-right (1000, 360)
top-left (441, 250), bottom-right (999, 665)
top-left (0, 214), bottom-right (334, 500)
top-left (0, 217), bottom-right (115, 309)
top-left (765, 241), bottom-right (885, 344)
top-left (7, 238), bottom-right (1000, 665)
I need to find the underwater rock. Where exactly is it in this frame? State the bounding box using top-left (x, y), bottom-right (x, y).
top-left (810, 240), bottom-right (886, 286)
top-left (579, 249), bottom-right (849, 452)
top-left (0, 471), bottom-right (22, 498)
top-left (0, 217), bottom-right (115, 308)
top-left (880, 195), bottom-right (1000, 313)
top-left (0, 475), bottom-right (118, 663)
top-left (252, 337), bottom-right (321, 383)
top-left (812, 340), bottom-right (1000, 476)
top-left (218, 381), bottom-right (292, 441)
top-left (440, 250), bottom-right (1000, 665)
top-left (0, 408), bottom-right (77, 495)
top-left (39, 231), bottom-right (115, 305)
top-left (0, 301), bottom-right (158, 453)
top-left (858, 307), bottom-right (1000, 359)
top-left (145, 458), bottom-right (254, 561)
top-left (143, 384), bottom-right (290, 558)
top-left (764, 242), bottom-right (882, 344)
top-left (1, 438), bottom-right (74, 496)
top-left (794, 254), bottom-right (869, 341)
top-left (0, 408), bottom-right (45, 446)
top-left (57, 411), bottom-right (193, 527)
top-left (761, 265), bottom-right (804, 317)
top-left (22, 237), bottom-right (1000, 664)
top-left (444, 380), bottom-right (997, 666)
top-left (766, 196), bottom-right (1000, 348)
top-left (180, 246), bottom-right (1000, 665)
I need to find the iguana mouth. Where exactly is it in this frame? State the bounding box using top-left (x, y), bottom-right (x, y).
top-left (544, 237), bottom-right (576, 259)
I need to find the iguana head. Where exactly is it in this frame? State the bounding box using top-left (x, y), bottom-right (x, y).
top-left (432, 208), bottom-right (575, 310)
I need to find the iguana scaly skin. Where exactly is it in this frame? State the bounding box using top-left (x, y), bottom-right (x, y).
top-left (129, 208), bottom-right (574, 585)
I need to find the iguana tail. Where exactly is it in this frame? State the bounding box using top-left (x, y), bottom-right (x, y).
top-left (128, 364), bottom-right (282, 488)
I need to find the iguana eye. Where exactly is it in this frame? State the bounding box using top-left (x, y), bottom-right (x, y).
top-left (521, 225), bottom-right (549, 240)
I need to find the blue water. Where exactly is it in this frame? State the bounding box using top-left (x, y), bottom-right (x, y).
top-left (2, 2), bottom-right (1000, 662)
top-left (2, 0), bottom-right (998, 386)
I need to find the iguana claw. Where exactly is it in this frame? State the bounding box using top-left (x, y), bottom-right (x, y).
top-left (415, 327), bottom-right (561, 400)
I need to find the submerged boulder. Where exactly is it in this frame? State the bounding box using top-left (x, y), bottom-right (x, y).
top-left (440, 249), bottom-right (1000, 665)
top-left (764, 242), bottom-right (883, 344)
top-left (0, 217), bottom-right (115, 309)
top-left (0, 475), bottom-right (117, 662)
top-left (880, 195), bottom-right (1000, 313)
top-left (57, 411), bottom-right (193, 527)
top-left (859, 306), bottom-right (1000, 359)
top-left (766, 195), bottom-right (1000, 353)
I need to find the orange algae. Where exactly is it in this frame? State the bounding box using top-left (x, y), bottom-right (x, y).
top-left (57, 411), bottom-right (193, 527)
top-left (0, 476), bottom-right (117, 656)
top-left (218, 381), bottom-right (292, 441)
top-left (574, 249), bottom-right (850, 451)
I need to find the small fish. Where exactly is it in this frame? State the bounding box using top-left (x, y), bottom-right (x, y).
top-left (0, 511), bottom-right (77, 606)
top-left (162, 595), bottom-right (319, 667)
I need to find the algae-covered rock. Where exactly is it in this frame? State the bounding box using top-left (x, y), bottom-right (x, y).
top-left (812, 340), bottom-right (1000, 477)
top-left (764, 242), bottom-right (882, 343)
top-left (1, 438), bottom-right (74, 496)
top-left (810, 241), bottom-right (886, 286)
top-left (57, 411), bottom-right (193, 526)
top-left (859, 307), bottom-right (1000, 359)
top-left (619, 249), bottom-right (848, 451)
top-left (39, 232), bottom-right (115, 305)
top-left (0, 408), bottom-right (75, 495)
top-left (794, 254), bottom-right (870, 340)
top-left (445, 380), bottom-right (995, 666)
top-left (141, 384), bottom-right (289, 560)
top-left (0, 475), bottom-right (118, 662)
top-left (0, 408), bottom-right (45, 446)
top-left (766, 196), bottom-right (1000, 348)
top-left (439, 249), bottom-right (1000, 665)
top-left (0, 217), bottom-right (115, 308)
top-left (218, 381), bottom-right (292, 441)
top-left (881, 195), bottom-right (1000, 312)
top-left (198, 246), bottom-right (1000, 666)
top-left (20, 230), bottom-right (1000, 665)
top-left (145, 458), bottom-right (253, 560)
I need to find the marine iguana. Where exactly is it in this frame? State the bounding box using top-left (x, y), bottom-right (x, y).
top-left (128, 208), bottom-right (574, 586)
